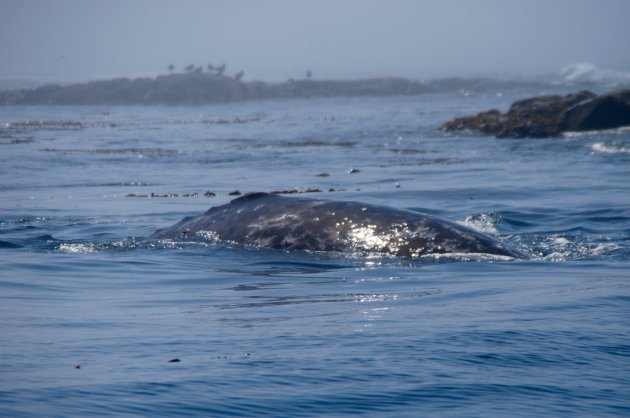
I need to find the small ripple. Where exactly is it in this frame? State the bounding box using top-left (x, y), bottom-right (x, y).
top-left (0, 239), bottom-right (22, 249)
top-left (198, 289), bottom-right (439, 311)
top-left (594, 344), bottom-right (630, 358)
top-left (39, 147), bottom-right (182, 157)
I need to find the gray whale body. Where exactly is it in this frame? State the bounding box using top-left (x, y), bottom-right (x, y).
top-left (150, 192), bottom-right (524, 258)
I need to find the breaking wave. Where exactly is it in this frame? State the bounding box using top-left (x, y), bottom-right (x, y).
top-left (557, 63), bottom-right (630, 87)
top-left (591, 141), bottom-right (630, 154)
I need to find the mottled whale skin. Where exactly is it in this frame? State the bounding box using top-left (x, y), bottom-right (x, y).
top-left (150, 192), bottom-right (524, 258)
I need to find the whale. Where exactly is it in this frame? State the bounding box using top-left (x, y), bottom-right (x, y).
top-left (150, 192), bottom-right (525, 259)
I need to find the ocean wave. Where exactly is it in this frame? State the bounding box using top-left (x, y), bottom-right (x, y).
top-left (590, 141), bottom-right (630, 154)
top-left (557, 63), bottom-right (630, 87)
top-left (563, 126), bottom-right (630, 138)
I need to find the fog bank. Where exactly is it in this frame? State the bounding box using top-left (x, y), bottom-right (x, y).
top-left (1, 0), bottom-right (629, 83)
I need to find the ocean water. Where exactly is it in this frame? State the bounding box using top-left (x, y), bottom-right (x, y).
top-left (1, 88), bottom-right (629, 417)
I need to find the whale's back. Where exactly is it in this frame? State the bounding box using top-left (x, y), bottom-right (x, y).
top-left (150, 193), bottom-right (524, 258)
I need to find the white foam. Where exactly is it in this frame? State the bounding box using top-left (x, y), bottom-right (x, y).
top-left (591, 142), bottom-right (630, 154)
top-left (534, 234), bottom-right (623, 261)
top-left (58, 243), bottom-right (97, 253)
top-left (542, 252), bottom-right (568, 262)
top-left (590, 243), bottom-right (621, 256)
top-left (457, 213), bottom-right (498, 234)
top-left (552, 237), bottom-right (571, 245)
top-left (563, 126), bottom-right (630, 139)
top-left (419, 252), bottom-right (516, 262)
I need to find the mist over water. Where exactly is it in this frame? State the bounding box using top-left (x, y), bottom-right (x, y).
top-left (1, 0), bottom-right (630, 84)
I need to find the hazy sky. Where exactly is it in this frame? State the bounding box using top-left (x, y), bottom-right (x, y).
top-left (1, 0), bottom-right (629, 82)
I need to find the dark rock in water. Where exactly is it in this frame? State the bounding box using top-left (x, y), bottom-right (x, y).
top-left (558, 90), bottom-right (630, 132)
top-left (441, 89), bottom-right (630, 138)
top-left (150, 192), bottom-right (525, 259)
top-left (498, 91), bottom-right (597, 138)
top-left (441, 109), bottom-right (504, 135)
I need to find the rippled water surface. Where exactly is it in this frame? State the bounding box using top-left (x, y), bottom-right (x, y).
top-left (1, 91), bottom-right (629, 416)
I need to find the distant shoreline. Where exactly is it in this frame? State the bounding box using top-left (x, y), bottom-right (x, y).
top-left (0, 72), bottom-right (559, 106)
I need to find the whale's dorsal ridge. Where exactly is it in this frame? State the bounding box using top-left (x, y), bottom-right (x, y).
top-left (236, 192), bottom-right (273, 201)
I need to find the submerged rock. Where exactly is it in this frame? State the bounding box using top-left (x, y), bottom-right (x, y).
top-left (441, 89), bottom-right (630, 138)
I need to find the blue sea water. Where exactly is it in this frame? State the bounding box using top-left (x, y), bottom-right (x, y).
top-left (1, 88), bottom-right (629, 417)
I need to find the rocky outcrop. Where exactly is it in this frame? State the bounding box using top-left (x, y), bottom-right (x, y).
top-left (441, 90), bottom-right (630, 138)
